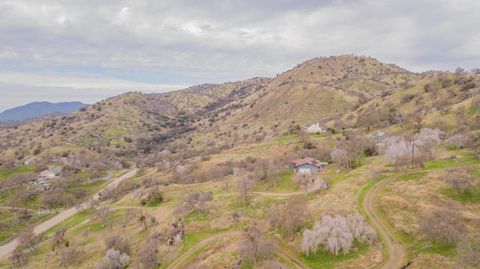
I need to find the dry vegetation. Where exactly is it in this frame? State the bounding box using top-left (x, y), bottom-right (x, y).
top-left (1, 55), bottom-right (480, 269)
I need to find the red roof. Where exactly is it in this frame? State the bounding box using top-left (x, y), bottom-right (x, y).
top-left (291, 158), bottom-right (327, 168)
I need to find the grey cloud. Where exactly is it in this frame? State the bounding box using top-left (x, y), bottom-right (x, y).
top-left (0, 0), bottom-right (479, 110)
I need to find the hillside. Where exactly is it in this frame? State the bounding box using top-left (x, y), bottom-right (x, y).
top-left (0, 102), bottom-right (87, 123)
top-left (0, 55), bottom-right (479, 269)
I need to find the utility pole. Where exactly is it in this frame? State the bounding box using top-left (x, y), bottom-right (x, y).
top-left (411, 139), bottom-right (415, 170)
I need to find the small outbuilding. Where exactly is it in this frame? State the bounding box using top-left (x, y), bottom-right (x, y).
top-left (290, 158), bottom-right (327, 174)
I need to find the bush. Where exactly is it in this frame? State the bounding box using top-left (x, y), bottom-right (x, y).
top-left (141, 189), bottom-right (163, 207)
top-left (400, 94), bottom-right (416, 104)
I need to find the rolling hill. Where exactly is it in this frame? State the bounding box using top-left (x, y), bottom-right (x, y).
top-left (0, 101), bottom-right (87, 123)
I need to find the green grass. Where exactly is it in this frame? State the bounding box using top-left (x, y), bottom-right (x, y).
top-left (419, 241), bottom-right (456, 257)
top-left (44, 209), bottom-right (93, 237)
top-left (298, 242), bottom-right (368, 269)
top-left (0, 210), bottom-right (55, 244)
top-left (440, 188), bottom-right (480, 203)
top-left (397, 171), bottom-right (428, 181)
top-left (184, 211), bottom-right (210, 224)
top-left (398, 232), bottom-right (456, 258)
top-left (254, 169), bottom-right (298, 192)
top-left (0, 164), bottom-right (34, 179)
top-left (424, 153), bottom-right (479, 170)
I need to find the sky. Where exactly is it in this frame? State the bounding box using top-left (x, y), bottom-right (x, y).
top-left (1, 0), bottom-right (480, 112)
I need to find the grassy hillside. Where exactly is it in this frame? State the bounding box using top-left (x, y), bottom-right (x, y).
top-left (1, 55), bottom-right (480, 269)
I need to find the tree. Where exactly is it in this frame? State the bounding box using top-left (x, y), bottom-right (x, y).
top-left (58, 244), bottom-right (85, 267)
top-left (238, 221), bottom-right (274, 266)
top-left (445, 170), bottom-right (476, 194)
top-left (94, 207), bottom-right (112, 228)
top-left (384, 128), bottom-right (442, 169)
top-left (268, 197), bottom-right (310, 239)
top-left (330, 148), bottom-right (351, 170)
top-left (135, 235), bottom-right (161, 269)
top-left (104, 235), bottom-right (131, 255)
top-left (9, 247), bottom-right (28, 268)
top-left (418, 208), bottom-right (465, 244)
top-left (236, 176), bottom-right (255, 205)
top-left (301, 213), bottom-right (376, 256)
top-left (52, 228), bottom-right (68, 250)
top-left (17, 227), bottom-right (39, 252)
top-left (95, 248), bottom-right (130, 269)
top-left (174, 191), bottom-right (213, 216)
top-left (137, 212), bottom-right (157, 231)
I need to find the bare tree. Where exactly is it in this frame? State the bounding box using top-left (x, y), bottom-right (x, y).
top-left (238, 221), bottom-right (275, 266)
top-left (445, 170), bottom-right (476, 194)
top-left (52, 228), bottom-right (68, 251)
top-left (137, 212), bottom-right (157, 231)
top-left (174, 191), bottom-right (213, 216)
top-left (135, 234), bottom-right (161, 269)
top-left (94, 207), bottom-right (112, 228)
top-left (330, 148), bottom-right (351, 170)
top-left (17, 227), bottom-right (39, 252)
top-left (236, 176), bottom-right (255, 205)
top-left (58, 244), bottom-right (85, 267)
top-left (9, 247), bottom-right (28, 268)
top-left (384, 128), bottom-right (442, 169)
top-left (104, 235), bottom-right (131, 255)
top-left (418, 208), bottom-right (465, 244)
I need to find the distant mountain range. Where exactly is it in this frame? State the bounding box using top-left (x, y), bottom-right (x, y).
top-left (0, 101), bottom-right (87, 123)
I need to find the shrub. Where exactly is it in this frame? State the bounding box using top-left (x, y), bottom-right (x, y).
top-left (400, 94), bottom-right (416, 104)
top-left (141, 189), bottom-right (163, 206)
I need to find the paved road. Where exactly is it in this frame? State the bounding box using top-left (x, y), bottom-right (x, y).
top-left (363, 177), bottom-right (406, 269)
top-left (0, 169), bottom-right (138, 259)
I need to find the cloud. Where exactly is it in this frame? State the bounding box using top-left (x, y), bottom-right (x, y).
top-left (0, 0), bottom-right (479, 110)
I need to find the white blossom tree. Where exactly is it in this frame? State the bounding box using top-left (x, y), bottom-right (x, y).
top-left (301, 213), bottom-right (376, 256)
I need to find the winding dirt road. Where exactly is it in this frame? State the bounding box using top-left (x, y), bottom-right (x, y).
top-left (363, 177), bottom-right (406, 269)
top-left (0, 169), bottom-right (138, 259)
top-left (165, 231), bottom-right (242, 269)
top-left (165, 230), bottom-right (308, 269)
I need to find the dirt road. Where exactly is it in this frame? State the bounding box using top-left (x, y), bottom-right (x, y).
top-left (363, 177), bottom-right (406, 269)
top-left (165, 231), bottom-right (242, 269)
top-left (165, 230), bottom-right (308, 269)
top-left (0, 169), bottom-right (138, 259)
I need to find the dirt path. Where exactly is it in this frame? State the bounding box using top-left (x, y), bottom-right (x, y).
top-left (251, 191), bottom-right (306, 197)
top-left (165, 231), bottom-right (242, 269)
top-left (363, 177), bottom-right (406, 269)
top-left (165, 230), bottom-right (308, 269)
top-left (0, 169), bottom-right (138, 259)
